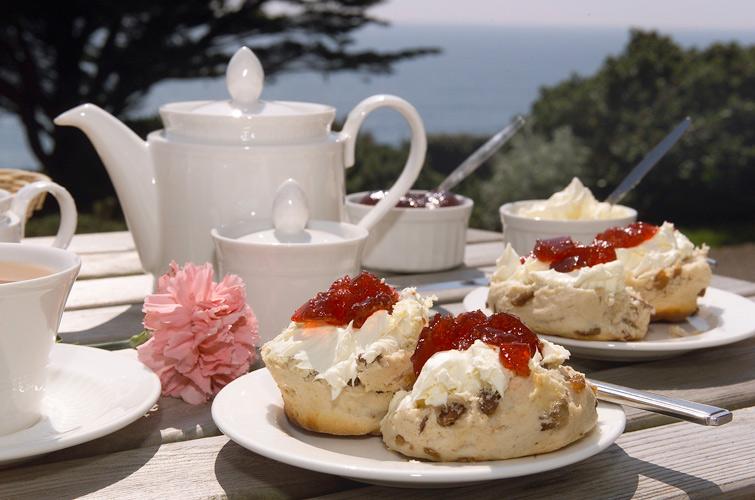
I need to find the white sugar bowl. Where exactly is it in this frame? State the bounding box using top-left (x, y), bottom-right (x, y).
top-left (212, 180), bottom-right (371, 341)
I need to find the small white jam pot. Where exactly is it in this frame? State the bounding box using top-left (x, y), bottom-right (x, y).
top-left (212, 180), bottom-right (370, 341)
top-left (346, 190), bottom-right (473, 273)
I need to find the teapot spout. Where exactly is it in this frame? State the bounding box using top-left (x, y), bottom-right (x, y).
top-left (55, 104), bottom-right (160, 273)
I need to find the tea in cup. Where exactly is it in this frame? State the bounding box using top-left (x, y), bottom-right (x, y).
top-left (0, 242), bottom-right (80, 435)
top-left (0, 181), bottom-right (77, 248)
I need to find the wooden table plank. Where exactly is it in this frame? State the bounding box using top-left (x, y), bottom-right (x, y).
top-left (4, 406), bottom-right (754, 499)
top-left (464, 240), bottom-right (504, 268)
top-left (59, 304), bottom-right (143, 344)
top-left (66, 274), bottom-right (152, 310)
top-left (18, 331), bottom-right (755, 471)
top-left (78, 250), bottom-right (143, 280)
top-left (465, 228), bottom-right (502, 244)
top-left (25, 231), bottom-right (135, 254)
top-left (589, 337), bottom-right (755, 431)
top-left (12, 228), bottom-right (755, 499)
top-left (311, 406), bottom-right (755, 499)
top-left (0, 435), bottom-right (359, 500)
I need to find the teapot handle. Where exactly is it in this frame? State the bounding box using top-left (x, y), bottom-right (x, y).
top-left (339, 95), bottom-right (426, 232)
top-left (11, 181), bottom-right (78, 249)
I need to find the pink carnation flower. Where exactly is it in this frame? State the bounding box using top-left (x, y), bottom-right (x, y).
top-left (137, 262), bottom-right (259, 404)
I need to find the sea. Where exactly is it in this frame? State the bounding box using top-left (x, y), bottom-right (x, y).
top-left (3, 24), bottom-right (755, 169)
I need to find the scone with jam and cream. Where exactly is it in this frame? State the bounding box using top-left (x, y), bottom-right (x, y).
top-left (261, 272), bottom-right (433, 436)
top-left (488, 239), bottom-right (652, 341)
top-left (598, 222), bottom-right (711, 321)
top-left (380, 311), bottom-right (597, 461)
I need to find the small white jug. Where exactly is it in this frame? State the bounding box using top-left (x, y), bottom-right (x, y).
top-left (0, 181), bottom-right (77, 248)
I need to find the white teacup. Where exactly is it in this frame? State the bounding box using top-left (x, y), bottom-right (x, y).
top-left (0, 242), bottom-right (80, 436)
top-left (0, 181), bottom-right (77, 248)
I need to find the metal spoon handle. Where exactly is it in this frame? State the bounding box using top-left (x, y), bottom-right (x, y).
top-left (604, 117), bottom-right (691, 205)
top-left (436, 115), bottom-right (525, 192)
top-left (591, 379), bottom-right (732, 426)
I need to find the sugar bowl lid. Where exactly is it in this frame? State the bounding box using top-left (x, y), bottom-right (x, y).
top-left (236, 180), bottom-right (368, 246)
top-left (159, 47), bottom-right (335, 144)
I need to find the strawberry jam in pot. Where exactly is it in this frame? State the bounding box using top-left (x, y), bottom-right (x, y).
top-left (595, 222), bottom-right (659, 248)
top-left (291, 272), bottom-right (399, 328)
top-left (411, 311), bottom-right (540, 377)
top-left (359, 190), bottom-right (462, 208)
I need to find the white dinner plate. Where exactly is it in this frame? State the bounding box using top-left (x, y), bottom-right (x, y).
top-left (212, 368), bottom-right (625, 488)
top-left (463, 286), bottom-right (755, 361)
top-left (0, 344), bottom-right (161, 465)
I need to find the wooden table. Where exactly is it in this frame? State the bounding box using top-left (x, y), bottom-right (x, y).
top-left (2, 230), bottom-right (755, 499)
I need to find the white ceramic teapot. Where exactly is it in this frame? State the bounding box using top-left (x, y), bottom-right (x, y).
top-left (54, 47), bottom-right (426, 275)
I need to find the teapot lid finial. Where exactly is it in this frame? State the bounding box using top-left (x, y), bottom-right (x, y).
top-left (226, 46), bottom-right (264, 107)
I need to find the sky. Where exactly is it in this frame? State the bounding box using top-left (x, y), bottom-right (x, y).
top-left (373, 0), bottom-right (755, 29)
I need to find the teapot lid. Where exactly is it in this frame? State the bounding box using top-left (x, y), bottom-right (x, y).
top-left (159, 47), bottom-right (335, 144)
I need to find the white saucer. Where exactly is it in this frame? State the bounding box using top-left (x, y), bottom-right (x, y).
top-left (0, 344), bottom-right (161, 464)
top-left (464, 286), bottom-right (755, 361)
top-left (212, 368), bottom-right (625, 488)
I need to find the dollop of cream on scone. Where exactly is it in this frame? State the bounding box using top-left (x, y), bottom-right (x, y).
top-left (396, 339), bottom-right (570, 410)
top-left (616, 222), bottom-right (700, 278)
top-left (381, 339), bottom-right (596, 461)
top-left (488, 244), bottom-right (652, 340)
top-left (265, 288), bottom-right (433, 399)
top-left (615, 222), bottom-right (711, 321)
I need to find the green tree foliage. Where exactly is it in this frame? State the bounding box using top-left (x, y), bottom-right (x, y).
top-left (478, 126), bottom-right (591, 229)
top-left (357, 29), bottom-right (755, 232)
top-left (523, 30), bottom-right (755, 225)
top-left (0, 0), bottom-right (437, 208)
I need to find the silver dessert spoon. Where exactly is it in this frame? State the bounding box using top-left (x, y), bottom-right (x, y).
top-left (591, 379), bottom-right (732, 426)
top-left (604, 117), bottom-right (691, 205)
top-left (436, 115), bottom-right (525, 192)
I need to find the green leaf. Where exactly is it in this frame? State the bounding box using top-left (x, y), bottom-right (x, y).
top-left (129, 329), bottom-right (152, 348)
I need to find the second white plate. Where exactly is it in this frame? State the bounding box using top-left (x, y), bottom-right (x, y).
top-left (212, 368), bottom-right (625, 488)
top-left (463, 286), bottom-right (755, 361)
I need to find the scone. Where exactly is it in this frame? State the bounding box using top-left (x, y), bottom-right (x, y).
top-left (261, 272), bottom-right (433, 436)
top-left (488, 242), bottom-right (652, 341)
top-left (380, 311), bottom-right (598, 461)
top-left (598, 222), bottom-right (711, 321)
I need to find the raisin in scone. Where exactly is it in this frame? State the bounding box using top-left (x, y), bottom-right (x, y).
top-left (261, 272), bottom-right (433, 436)
top-left (601, 222), bottom-right (711, 322)
top-left (488, 242), bottom-right (652, 341)
top-left (380, 311), bottom-right (597, 461)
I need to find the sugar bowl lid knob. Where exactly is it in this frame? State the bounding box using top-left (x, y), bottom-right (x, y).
top-left (226, 46), bottom-right (264, 106)
top-left (273, 179), bottom-right (309, 236)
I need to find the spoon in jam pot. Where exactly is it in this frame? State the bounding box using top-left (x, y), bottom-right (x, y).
top-left (604, 117), bottom-right (691, 205)
top-left (436, 115), bottom-right (526, 193)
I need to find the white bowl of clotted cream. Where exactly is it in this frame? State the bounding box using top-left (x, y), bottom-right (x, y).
top-left (500, 178), bottom-right (636, 255)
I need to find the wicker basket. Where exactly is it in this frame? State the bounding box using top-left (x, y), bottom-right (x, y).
top-left (0, 168), bottom-right (52, 221)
